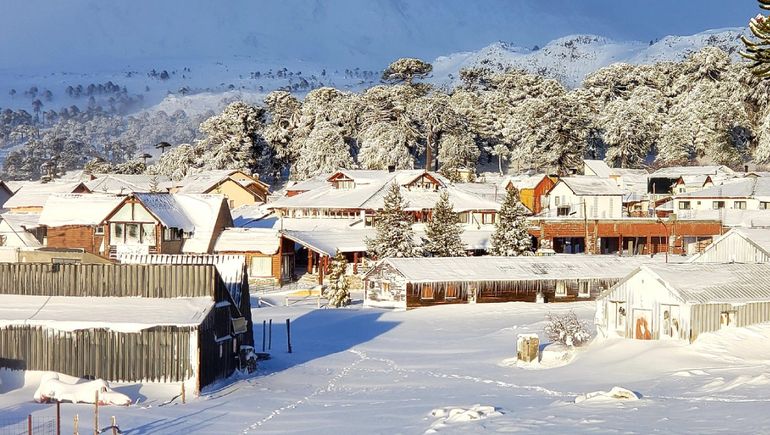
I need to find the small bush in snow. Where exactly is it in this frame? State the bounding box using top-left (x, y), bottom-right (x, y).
top-left (544, 311), bottom-right (591, 347)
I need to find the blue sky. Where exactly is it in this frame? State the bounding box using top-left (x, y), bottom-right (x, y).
top-left (0, 0), bottom-right (758, 69)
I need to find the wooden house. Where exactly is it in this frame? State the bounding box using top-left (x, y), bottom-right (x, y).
top-left (504, 174), bottom-right (556, 214)
top-left (544, 177), bottom-right (623, 219)
top-left (174, 170), bottom-right (270, 209)
top-left (38, 194), bottom-right (124, 255)
top-left (363, 256), bottom-right (654, 309)
top-left (101, 193), bottom-right (232, 258)
top-left (213, 228), bottom-right (295, 283)
top-left (596, 263), bottom-right (770, 342)
top-left (0, 263), bottom-right (252, 393)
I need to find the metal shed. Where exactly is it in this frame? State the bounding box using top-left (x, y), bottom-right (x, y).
top-left (596, 263), bottom-right (770, 342)
top-left (688, 228), bottom-right (770, 264)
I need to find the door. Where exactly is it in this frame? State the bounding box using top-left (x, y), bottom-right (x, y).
top-left (634, 309), bottom-right (653, 340)
top-left (660, 305), bottom-right (681, 339)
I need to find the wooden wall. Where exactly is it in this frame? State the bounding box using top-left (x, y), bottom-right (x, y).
top-left (0, 325), bottom-right (194, 383)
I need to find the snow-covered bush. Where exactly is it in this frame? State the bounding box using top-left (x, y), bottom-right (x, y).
top-left (544, 311), bottom-right (591, 347)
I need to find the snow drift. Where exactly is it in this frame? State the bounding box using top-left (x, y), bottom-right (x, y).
top-left (33, 373), bottom-right (131, 406)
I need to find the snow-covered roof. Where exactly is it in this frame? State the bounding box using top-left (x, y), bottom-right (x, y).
top-left (374, 255), bottom-right (655, 284)
top-left (86, 174), bottom-right (172, 194)
top-left (679, 175), bottom-right (711, 186)
top-left (328, 169), bottom-right (391, 184)
top-left (285, 175), bottom-right (330, 192)
top-left (628, 263), bottom-right (770, 304)
top-left (652, 165), bottom-right (735, 177)
top-left (0, 213), bottom-right (42, 247)
top-left (583, 160), bottom-right (613, 178)
top-left (557, 177), bottom-right (624, 196)
top-left (361, 185), bottom-right (500, 212)
top-left (131, 193), bottom-right (230, 253)
top-left (506, 174), bottom-right (547, 190)
top-left (174, 169), bottom-right (251, 194)
top-left (674, 209), bottom-right (770, 228)
top-left (0, 295), bottom-right (213, 333)
top-left (39, 194), bottom-right (123, 227)
top-left (4, 182), bottom-right (88, 209)
top-left (689, 228), bottom-right (770, 263)
top-left (676, 178), bottom-right (770, 199)
top-left (214, 228), bottom-right (280, 254)
top-left (283, 229), bottom-right (376, 256)
top-left (231, 203), bottom-right (270, 227)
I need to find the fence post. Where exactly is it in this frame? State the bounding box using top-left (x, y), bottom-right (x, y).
top-left (27, 414), bottom-right (31, 435)
top-left (111, 416), bottom-right (117, 435)
top-left (268, 319), bottom-right (272, 350)
top-left (56, 401), bottom-right (61, 435)
top-left (181, 383), bottom-right (186, 404)
top-left (74, 414), bottom-right (79, 435)
top-left (262, 320), bottom-right (266, 352)
top-left (94, 391), bottom-right (99, 435)
top-left (286, 318), bottom-right (292, 353)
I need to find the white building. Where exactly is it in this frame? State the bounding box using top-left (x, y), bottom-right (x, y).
top-left (596, 263), bottom-right (770, 342)
top-left (544, 177), bottom-right (623, 219)
top-left (673, 177), bottom-right (770, 215)
top-left (688, 228), bottom-right (770, 264)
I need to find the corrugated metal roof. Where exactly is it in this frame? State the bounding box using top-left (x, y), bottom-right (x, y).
top-left (558, 177), bottom-right (624, 196)
top-left (640, 263), bottom-right (770, 304)
top-left (377, 255), bottom-right (657, 284)
top-left (39, 193), bottom-right (123, 226)
top-left (583, 160), bottom-right (613, 178)
top-left (4, 182), bottom-right (87, 209)
top-left (214, 228), bottom-right (280, 254)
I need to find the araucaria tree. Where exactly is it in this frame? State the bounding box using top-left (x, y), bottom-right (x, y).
top-left (741, 0), bottom-right (770, 78)
top-left (382, 58), bottom-right (433, 84)
top-left (325, 251), bottom-right (351, 308)
top-left (489, 187), bottom-right (532, 256)
top-left (424, 191), bottom-right (466, 257)
top-left (365, 183), bottom-right (420, 258)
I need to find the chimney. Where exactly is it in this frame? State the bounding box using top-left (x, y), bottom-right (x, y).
top-left (387, 165), bottom-right (396, 173)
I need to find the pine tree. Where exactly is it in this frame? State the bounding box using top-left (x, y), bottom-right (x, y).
top-left (741, 1), bottom-right (770, 79)
top-left (325, 251), bottom-right (351, 308)
top-left (424, 191), bottom-right (466, 257)
top-left (489, 187), bottom-right (532, 256)
top-left (365, 183), bottom-right (420, 258)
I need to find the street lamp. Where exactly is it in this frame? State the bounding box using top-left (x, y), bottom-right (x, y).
top-left (655, 214), bottom-right (677, 263)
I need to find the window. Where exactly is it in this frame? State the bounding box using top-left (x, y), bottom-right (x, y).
top-left (720, 310), bottom-right (737, 328)
top-left (445, 284), bottom-right (459, 299)
top-left (578, 281), bottom-right (591, 298)
top-left (482, 213), bottom-right (495, 224)
top-left (554, 196), bottom-right (560, 206)
top-left (712, 201), bottom-right (725, 209)
top-left (458, 212), bottom-right (469, 224)
top-left (762, 202), bottom-right (770, 210)
top-left (365, 216), bottom-right (375, 227)
top-left (557, 206), bottom-right (570, 217)
top-left (111, 223), bottom-right (124, 241)
top-left (678, 201), bottom-right (691, 210)
top-left (421, 285), bottom-right (434, 300)
top-left (613, 301), bottom-right (627, 331)
top-left (164, 227), bottom-right (183, 241)
top-left (249, 256), bottom-right (272, 277)
top-left (555, 281), bottom-right (567, 298)
top-left (734, 201), bottom-right (747, 210)
top-left (94, 225), bottom-right (105, 235)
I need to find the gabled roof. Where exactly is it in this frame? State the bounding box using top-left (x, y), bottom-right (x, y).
top-left (213, 228), bottom-right (280, 254)
top-left (39, 194), bottom-right (124, 227)
top-left (326, 170), bottom-right (389, 184)
top-left (86, 174), bottom-right (172, 194)
top-left (4, 182), bottom-right (89, 209)
top-left (583, 160), bottom-right (613, 178)
top-left (129, 193), bottom-right (231, 253)
top-left (554, 177), bottom-right (624, 196)
top-left (0, 213), bottom-right (42, 247)
top-left (651, 165), bottom-right (735, 177)
top-left (676, 178), bottom-right (770, 199)
top-left (619, 263), bottom-right (770, 304)
top-left (689, 228), bottom-right (770, 263)
top-left (506, 174), bottom-right (549, 190)
top-left (175, 169), bottom-right (267, 194)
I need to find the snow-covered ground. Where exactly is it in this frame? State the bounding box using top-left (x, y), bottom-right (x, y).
top-left (3, 294), bottom-right (770, 433)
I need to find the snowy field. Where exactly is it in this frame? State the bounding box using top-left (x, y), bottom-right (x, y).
top-left (3, 294), bottom-right (770, 434)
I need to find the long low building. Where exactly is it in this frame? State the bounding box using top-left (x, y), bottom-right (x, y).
top-left (0, 263), bottom-right (252, 393)
top-left (363, 255), bottom-right (667, 309)
top-left (596, 263), bottom-right (770, 342)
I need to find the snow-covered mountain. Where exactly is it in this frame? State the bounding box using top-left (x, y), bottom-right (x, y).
top-left (431, 28), bottom-right (747, 89)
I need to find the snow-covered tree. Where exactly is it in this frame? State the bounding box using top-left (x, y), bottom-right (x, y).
top-left (196, 101), bottom-right (272, 175)
top-left (489, 187), bottom-right (532, 256)
top-left (365, 183), bottom-right (420, 258)
top-left (357, 122), bottom-right (414, 170)
top-left (741, 1), bottom-right (770, 79)
top-left (437, 131), bottom-right (479, 181)
top-left (424, 191), bottom-right (466, 257)
top-left (382, 58), bottom-right (433, 84)
top-left (146, 143), bottom-right (199, 180)
top-left (325, 251), bottom-right (351, 308)
top-left (599, 87), bottom-right (663, 168)
top-left (293, 121), bottom-right (355, 180)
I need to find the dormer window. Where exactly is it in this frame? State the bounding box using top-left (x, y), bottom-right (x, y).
top-left (332, 179), bottom-right (355, 189)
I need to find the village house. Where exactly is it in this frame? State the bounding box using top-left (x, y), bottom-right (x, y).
top-left (648, 165), bottom-right (735, 198)
top-left (101, 193), bottom-right (232, 258)
top-left (544, 177), bottom-right (624, 219)
top-left (38, 193), bottom-right (124, 255)
top-left (3, 181), bottom-right (90, 214)
top-left (0, 213), bottom-right (43, 248)
top-left (672, 177), bottom-right (770, 215)
top-left (0, 181), bottom-right (15, 209)
top-left (0, 262), bottom-right (252, 393)
top-left (595, 263), bottom-right (770, 342)
top-left (213, 227), bottom-right (295, 284)
top-left (363, 256), bottom-right (658, 309)
top-left (582, 161), bottom-right (649, 217)
top-left (173, 169), bottom-right (270, 209)
top-left (85, 173), bottom-right (173, 194)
